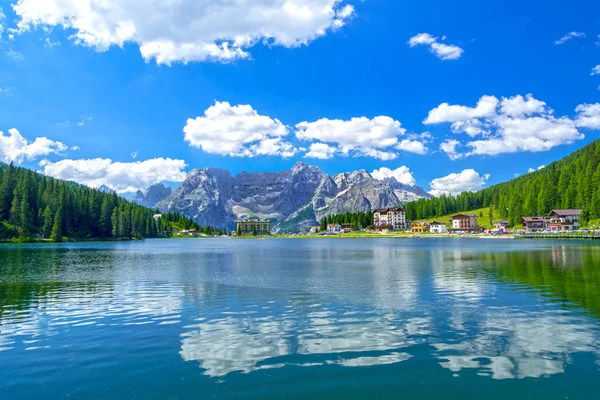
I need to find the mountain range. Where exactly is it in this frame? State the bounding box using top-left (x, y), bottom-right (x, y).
top-left (130, 162), bottom-right (431, 232)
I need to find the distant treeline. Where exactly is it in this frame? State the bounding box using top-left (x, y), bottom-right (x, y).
top-left (0, 163), bottom-right (220, 242)
top-left (405, 139), bottom-right (600, 226)
top-left (320, 212), bottom-right (373, 230)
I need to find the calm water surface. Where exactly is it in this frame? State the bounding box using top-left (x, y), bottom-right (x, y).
top-left (1, 238), bottom-right (600, 399)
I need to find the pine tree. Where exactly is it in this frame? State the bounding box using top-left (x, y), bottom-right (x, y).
top-left (50, 208), bottom-right (63, 242)
top-left (42, 206), bottom-right (53, 239)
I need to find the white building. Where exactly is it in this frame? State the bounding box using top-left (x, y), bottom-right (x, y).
top-left (547, 210), bottom-right (581, 232)
top-left (373, 208), bottom-right (406, 231)
top-left (430, 221), bottom-right (448, 234)
top-left (327, 224), bottom-right (342, 234)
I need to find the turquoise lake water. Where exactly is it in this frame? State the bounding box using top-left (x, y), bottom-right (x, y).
top-left (1, 238), bottom-right (600, 399)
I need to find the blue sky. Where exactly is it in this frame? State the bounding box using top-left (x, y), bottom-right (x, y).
top-left (0, 0), bottom-right (599, 195)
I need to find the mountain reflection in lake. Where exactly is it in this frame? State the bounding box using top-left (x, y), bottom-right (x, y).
top-left (1, 239), bottom-right (600, 399)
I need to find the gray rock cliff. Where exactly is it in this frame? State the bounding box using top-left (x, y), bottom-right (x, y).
top-left (154, 162), bottom-right (431, 232)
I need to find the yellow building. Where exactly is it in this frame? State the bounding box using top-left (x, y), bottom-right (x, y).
top-left (236, 219), bottom-right (271, 235)
top-left (411, 222), bottom-right (430, 233)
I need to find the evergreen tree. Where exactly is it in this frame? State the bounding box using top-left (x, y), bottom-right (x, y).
top-left (50, 208), bottom-right (63, 242)
top-left (42, 206), bottom-right (53, 239)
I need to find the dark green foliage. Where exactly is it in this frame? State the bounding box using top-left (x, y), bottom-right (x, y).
top-left (0, 163), bottom-right (216, 241)
top-left (405, 139), bottom-right (600, 226)
top-left (320, 211), bottom-right (373, 229)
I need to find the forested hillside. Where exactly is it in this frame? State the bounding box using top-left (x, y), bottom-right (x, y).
top-left (0, 163), bottom-right (214, 242)
top-left (319, 212), bottom-right (374, 230)
top-left (406, 139), bottom-right (600, 226)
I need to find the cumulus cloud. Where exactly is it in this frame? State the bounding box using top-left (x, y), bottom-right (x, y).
top-left (0, 128), bottom-right (68, 163)
top-left (528, 165), bottom-right (546, 174)
top-left (575, 103), bottom-right (600, 129)
top-left (424, 95), bottom-right (498, 124)
top-left (40, 157), bottom-right (188, 193)
top-left (499, 94), bottom-right (546, 117)
top-left (554, 31), bottom-right (586, 45)
top-left (371, 166), bottom-right (416, 186)
top-left (396, 139), bottom-right (428, 155)
top-left (426, 94), bottom-right (596, 157)
top-left (296, 115), bottom-right (427, 160)
top-left (12, 0), bottom-right (355, 65)
top-left (592, 65), bottom-right (600, 76)
top-left (439, 139), bottom-right (463, 160)
top-left (304, 142), bottom-right (337, 159)
top-left (408, 33), bottom-right (464, 60)
top-left (184, 101), bottom-right (296, 157)
top-left (429, 169), bottom-right (490, 197)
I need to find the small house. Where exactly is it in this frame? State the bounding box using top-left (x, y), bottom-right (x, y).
top-left (327, 223), bottom-right (342, 234)
top-left (493, 220), bottom-right (510, 233)
top-left (430, 221), bottom-right (448, 234)
top-left (411, 222), bottom-right (430, 233)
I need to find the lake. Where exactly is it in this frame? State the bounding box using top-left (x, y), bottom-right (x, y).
top-left (1, 238), bottom-right (600, 399)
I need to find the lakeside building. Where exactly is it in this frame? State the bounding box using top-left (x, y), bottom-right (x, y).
top-left (309, 226), bottom-right (320, 233)
top-left (341, 224), bottom-right (353, 233)
top-left (493, 220), bottom-right (510, 233)
top-left (449, 214), bottom-right (481, 233)
top-left (521, 210), bottom-right (582, 233)
top-left (548, 209), bottom-right (582, 232)
top-left (373, 208), bottom-right (406, 231)
top-left (451, 214), bottom-right (478, 229)
top-left (327, 223), bottom-right (342, 234)
top-left (429, 221), bottom-right (448, 234)
top-left (521, 216), bottom-right (551, 232)
top-left (235, 219), bottom-right (271, 235)
top-left (411, 222), bottom-right (430, 233)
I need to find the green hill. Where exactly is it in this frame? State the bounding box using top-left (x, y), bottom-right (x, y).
top-left (406, 139), bottom-right (600, 227)
top-left (0, 163), bottom-right (218, 242)
top-left (415, 207), bottom-right (502, 230)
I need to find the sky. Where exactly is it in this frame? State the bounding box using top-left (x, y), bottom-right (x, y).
top-left (0, 0), bottom-right (599, 196)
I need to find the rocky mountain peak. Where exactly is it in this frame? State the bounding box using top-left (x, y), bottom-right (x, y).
top-left (154, 163), bottom-right (431, 232)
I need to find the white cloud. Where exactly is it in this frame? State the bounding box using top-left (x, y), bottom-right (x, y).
top-left (57, 116), bottom-right (93, 128)
top-left (44, 37), bottom-right (60, 48)
top-left (575, 103), bottom-right (600, 129)
top-left (408, 33), bottom-right (463, 60)
top-left (429, 169), bottom-right (490, 197)
top-left (440, 139), bottom-right (463, 161)
top-left (131, 151), bottom-right (138, 159)
top-left (304, 142), bottom-right (337, 159)
top-left (5, 49), bottom-right (24, 60)
top-left (528, 165), bottom-right (545, 174)
top-left (499, 94), bottom-right (546, 117)
top-left (396, 139), bottom-right (428, 155)
top-left (427, 94), bottom-right (594, 157)
top-left (371, 166), bottom-right (416, 186)
top-left (554, 31), bottom-right (586, 45)
top-left (40, 157), bottom-right (188, 193)
top-left (591, 65), bottom-right (600, 76)
top-left (468, 115), bottom-right (581, 156)
top-left (296, 115), bottom-right (426, 160)
top-left (184, 101), bottom-right (296, 157)
top-left (0, 8), bottom-right (5, 39)
top-left (0, 128), bottom-right (68, 163)
top-left (424, 95), bottom-right (498, 124)
top-left (12, 0), bottom-right (355, 65)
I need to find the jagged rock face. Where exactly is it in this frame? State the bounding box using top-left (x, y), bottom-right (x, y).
top-left (96, 185), bottom-right (115, 194)
top-left (383, 177), bottom-right (433, 202)
top-left (130, 183), bottom-right (173, 208)
top-left (155, 162), bottom-right (431, 232)
top-left (156, 168), bottom-right (234, 228)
